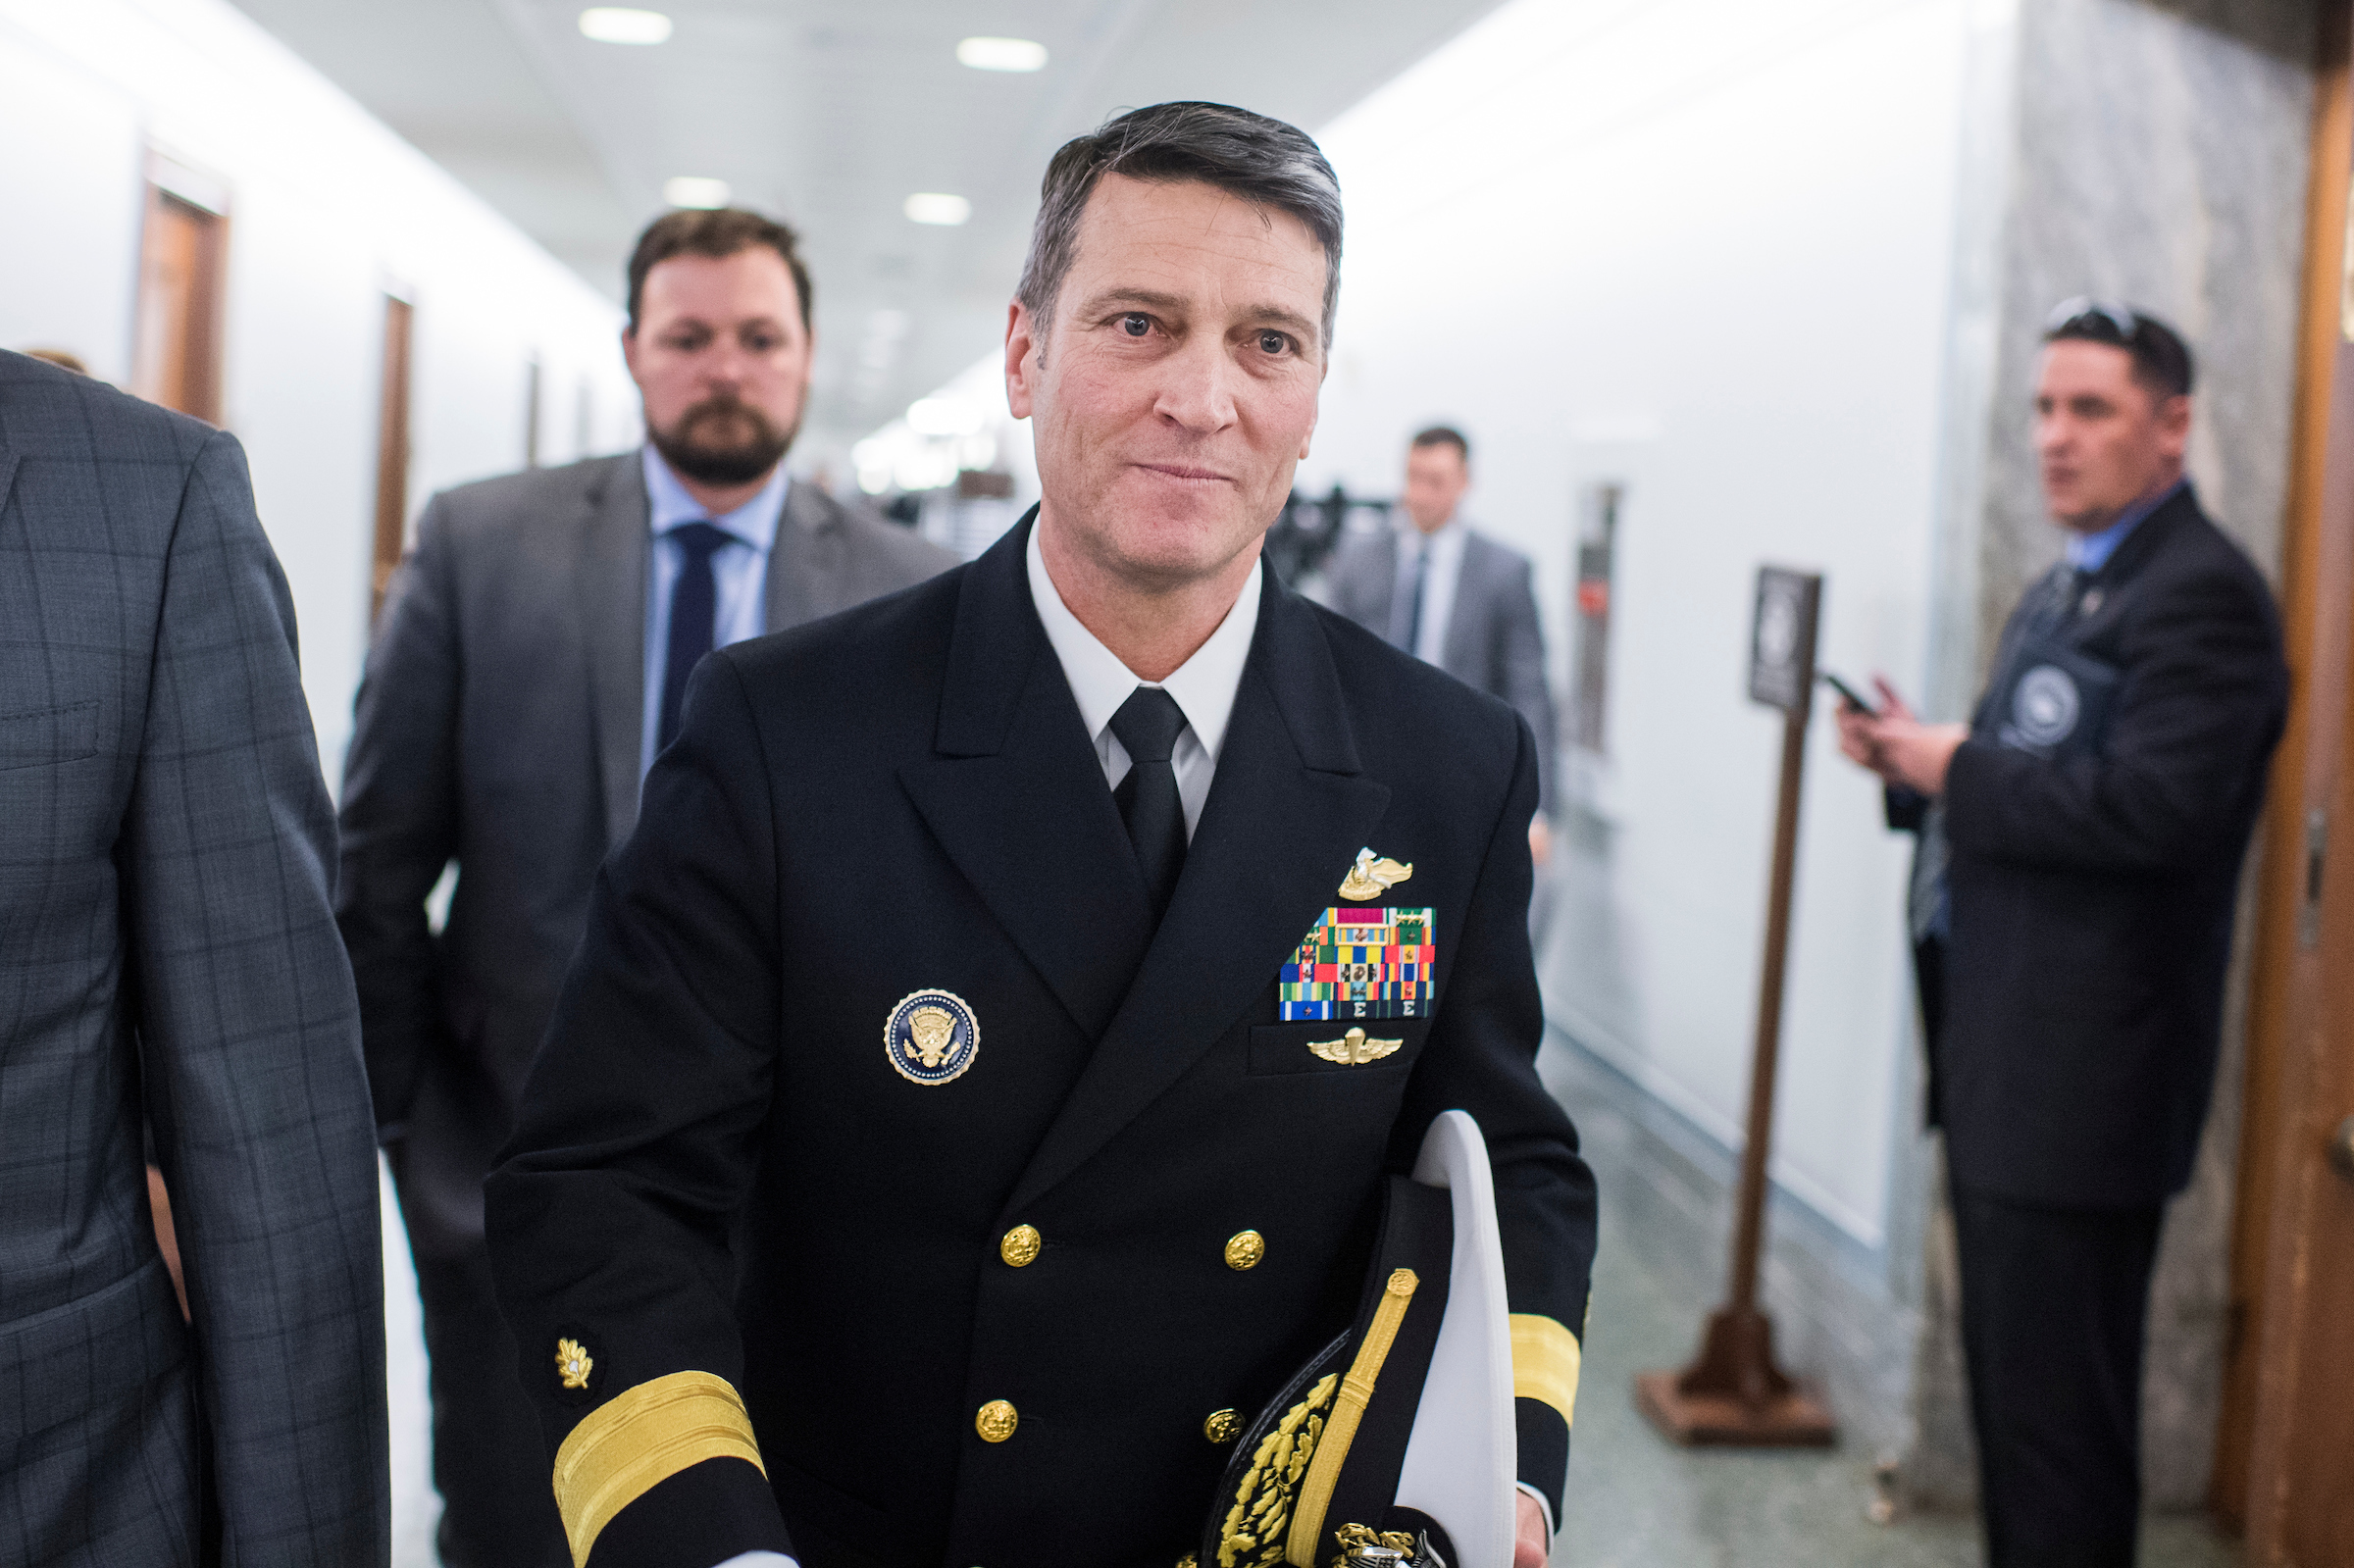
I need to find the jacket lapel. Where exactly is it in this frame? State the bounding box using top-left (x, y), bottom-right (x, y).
top-left (897, 516), bottom-right (1157, 1043)
top-left (1007, 572), bottom-right (1392, 1212)
top-left (575, 452), bottom-right (650, 848)
top-left (764, 479), bottom-right (847, 632)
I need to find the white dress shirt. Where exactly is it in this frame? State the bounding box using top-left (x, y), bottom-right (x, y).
top-left (1390, 516), bottom-right (1468, 665)
top-left (1025, 520), bottom-right (1260, 839)
top-left (640, 446), bottom-right (789, 777)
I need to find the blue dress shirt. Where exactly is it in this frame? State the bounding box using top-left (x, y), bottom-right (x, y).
top-left (2065, 478), bottom-right (2185, 575)
top-left (640, 447), bottom-right (788, 778)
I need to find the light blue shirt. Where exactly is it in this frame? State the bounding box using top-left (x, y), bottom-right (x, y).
top-left (640, 446), bottom-right (787, 778)
top-left (2064, 477), bottom-right (2185, 575)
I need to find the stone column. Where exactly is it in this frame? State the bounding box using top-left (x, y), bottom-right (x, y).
top-left (1904, 0), bottom-right (2317, 1512)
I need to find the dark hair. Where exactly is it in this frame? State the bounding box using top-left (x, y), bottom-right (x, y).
top-left (1410, 426), bottom-right (1469, 461)
top-left (626, 208), bottom-right (812, 333)
top-left (2042, 298), bottom-right (2194, 400)
top-left (1016, 101), bottom-right (1344, 349)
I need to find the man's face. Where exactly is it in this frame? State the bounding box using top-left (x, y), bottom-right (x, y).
top-left (2034, 339), bottom-right (2189, 531)
top-left (1402, 443), bottom-right (1468, 532)
top-left (1005, 174), bottom-right (1326, 590)
top-left (624, 247), bottom-right (810, 487)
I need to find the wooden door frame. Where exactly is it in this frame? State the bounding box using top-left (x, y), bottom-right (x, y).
top-left (2224, 3), bottom-right (2354, 1556)
top-left (370, 295), bottom-right (414, 624)
top-left (130, 180), bottom-right (229, 425)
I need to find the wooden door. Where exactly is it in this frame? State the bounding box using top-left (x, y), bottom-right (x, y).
top-left (371, 296), bottom-right (414, 623)
top-left (130, 188), bottom-right (226, 424)
top-left (2226, 5), bottom-right (2354, 1561)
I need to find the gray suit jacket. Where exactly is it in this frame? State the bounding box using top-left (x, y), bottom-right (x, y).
top-left (1324, 525), bottom-right (1559, 811)
top-left (0, 350), bottom-right (388, 1565)
top-left (336, 451), bottom-right (953, 1255)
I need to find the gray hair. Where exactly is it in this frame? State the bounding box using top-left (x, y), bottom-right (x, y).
top-left (1015, 101), bottom-right (1344, 351)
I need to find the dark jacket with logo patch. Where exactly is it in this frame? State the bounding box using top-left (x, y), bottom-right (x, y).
top-left (1910, 484), bottom-right (2284, 1208)
top-left (484, 512), bottom-right (1596, 1568)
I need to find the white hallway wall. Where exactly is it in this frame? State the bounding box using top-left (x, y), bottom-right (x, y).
top-left (1303, 0), bottom-right (1977, 1244)
top-left (0, 0), bottom-right (643, 785)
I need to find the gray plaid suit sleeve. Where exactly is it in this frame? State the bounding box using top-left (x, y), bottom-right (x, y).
top-left (0, 352), bottom-right (388, 1566)
top-left (127, 430), bottom-right (390, 1564)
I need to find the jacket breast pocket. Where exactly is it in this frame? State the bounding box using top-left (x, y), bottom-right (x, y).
top-left (0, 699), bottom-right (98, 771)
top-left (1248, 1017), bottom-right (1432, 1079)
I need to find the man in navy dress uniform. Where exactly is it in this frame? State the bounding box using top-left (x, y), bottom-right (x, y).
top-left (486, 101), bottom-right (1597, 1568)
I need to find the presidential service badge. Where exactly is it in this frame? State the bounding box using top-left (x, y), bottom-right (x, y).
top-left (885, 989), bottom-right (980, 1086)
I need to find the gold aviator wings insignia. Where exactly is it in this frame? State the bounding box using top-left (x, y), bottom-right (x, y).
top-left (1307, 1027), bottom-right (1404, 1066)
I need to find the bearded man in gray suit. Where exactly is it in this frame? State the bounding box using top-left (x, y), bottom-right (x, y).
top-left (335, 208), bottom-right (951, 1568)
top-left (1324, 426), bottom-right (1559, 861)
top-left (0, 349), bottom-right (387, 1565)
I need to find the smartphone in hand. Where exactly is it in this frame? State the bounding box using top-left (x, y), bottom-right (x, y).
top-left (1819, 671), bottom-right (1878, 715)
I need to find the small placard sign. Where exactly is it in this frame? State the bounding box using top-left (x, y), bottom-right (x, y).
top-left (1748, 567), bottom-right (1822, 713)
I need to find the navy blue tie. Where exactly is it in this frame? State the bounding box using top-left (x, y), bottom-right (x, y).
top-left (657, 522), bottom-right (732, 754)
top-left (1109, 687), bottom-right (1191, 922)
top-left (1400, 539), bottom-right (1430, 657)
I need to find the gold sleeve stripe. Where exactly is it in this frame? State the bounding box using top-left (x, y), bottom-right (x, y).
top-left (550, 1370), bottom-right (767, 1568)
top-left (1510, 1313), bottom-right (1582, 1430)
top-left (1285, 1268), bottom-right (1421, 1567)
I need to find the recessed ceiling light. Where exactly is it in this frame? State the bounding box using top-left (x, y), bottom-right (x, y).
top-left (956, 36), bottom-right (1048, 72)
top-left (664, 176), bottom-right (731, 209)
top-left (580, 7), bottom-right (672, 43)
top-left (904, 192), bottom-right (971, 227)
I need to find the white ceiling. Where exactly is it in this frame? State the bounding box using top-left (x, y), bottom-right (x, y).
top-left (226, 0), bottom-right (1506, 456)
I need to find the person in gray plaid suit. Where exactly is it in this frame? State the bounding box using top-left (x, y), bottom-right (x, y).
top-left (0, 348), bottom-right (389, 1566)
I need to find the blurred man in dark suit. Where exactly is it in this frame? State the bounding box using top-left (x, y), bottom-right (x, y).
top-left (335, 208), bottom-right (951, 1568)
top-left (0, 348), bottom-right (388, 1565)
top-left (1325, 428), bottom-right (1559, 863)
top-left (1837, 302), bottom-right (2286, 1567)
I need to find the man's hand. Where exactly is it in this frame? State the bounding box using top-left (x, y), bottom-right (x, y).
top-left (1514, 1491), bottom-right (1549, 1567)
top-left (1831, 677), bottom-right (1968, 797)
top-left (1866, 716), bottom-right (1969, 797)
top-left (1528, 816), bottom-right (1554, 868)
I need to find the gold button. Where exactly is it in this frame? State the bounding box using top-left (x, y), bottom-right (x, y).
top-left (1224, 1230), bottom-right (1265, 1271)
top-left (999, 1224), bottom-right (1042, 1267)
top-left (1203, 1408), bottom-right (1241, 1444)
top-left (975, 1399), bottom-right (1018, 1442)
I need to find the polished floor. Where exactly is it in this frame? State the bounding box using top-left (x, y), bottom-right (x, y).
top-left (379, 1072), bottom-right (2246, 1568)
top-left (1541, 1037), bottom-right (2241, 1568)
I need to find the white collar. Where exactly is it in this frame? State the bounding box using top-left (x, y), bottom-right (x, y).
top-left (1398, 514), bottom-right (1464, 552)
top-left (1025, 518), bottom-right (1260, 764)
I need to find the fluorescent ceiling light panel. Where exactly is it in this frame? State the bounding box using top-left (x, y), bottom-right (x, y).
top-left (904, 192), bottom-right (971, 227)
top-left (579, 8), bottom-right (672, 44)
top-left (956, 36), bottom-right (1049, 72)
top-left (664, 176), bottom-right (731, 208)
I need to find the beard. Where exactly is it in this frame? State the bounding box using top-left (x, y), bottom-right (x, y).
top-left (648, 392), bottom-right (796, 486)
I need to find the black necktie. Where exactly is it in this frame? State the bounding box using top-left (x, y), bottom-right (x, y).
top-left (657, 522), bottom-right (732, 754)
top-left (1109, 686), bottom-right (1190, 921)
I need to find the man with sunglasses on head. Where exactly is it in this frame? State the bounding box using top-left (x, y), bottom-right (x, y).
top-left (1833, 302), bottom-right (2285, 1566)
